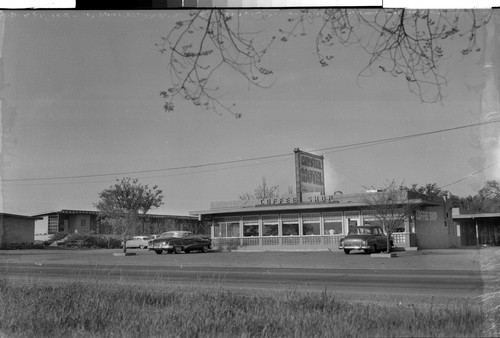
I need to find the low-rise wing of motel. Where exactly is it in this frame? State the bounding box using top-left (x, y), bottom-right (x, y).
top-left (33, 209), bottom-right (205, 240)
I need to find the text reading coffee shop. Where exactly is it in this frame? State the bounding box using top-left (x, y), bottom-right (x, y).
top-left (190, 149), bottom-right (457, 251)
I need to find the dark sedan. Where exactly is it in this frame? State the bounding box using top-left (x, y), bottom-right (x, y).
top-left (149, 234), bottom-right (211, 254)
top-left (339, 225), bottom-right (391, 254)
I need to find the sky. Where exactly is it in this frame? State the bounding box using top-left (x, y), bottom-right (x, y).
top-left (1, 9), bottom-right (499, 216)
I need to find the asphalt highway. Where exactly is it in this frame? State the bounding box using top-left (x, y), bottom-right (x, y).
top-left (1, 248), bottom-right (498, 306)
top-left (0, 260), bottom-right (488, 303)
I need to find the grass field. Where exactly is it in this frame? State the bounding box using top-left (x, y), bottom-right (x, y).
top-left (0, 277), bottom-right (486, 337)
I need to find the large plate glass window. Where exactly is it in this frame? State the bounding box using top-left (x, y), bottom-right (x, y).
top-left (243, 216), bottom-right (259, 237)
top-left (362, 210), bottom-right (377, 226)
top-left (302, 213), bottom-right (320, 235)
top-left (323, 212), bottom-right (343, 235)
top-left (282, 214), bottom-right (299, 236)
top-left (262, 215), bottom-right (279, 236)
top-left (213, 217), bottom-right (241, 238)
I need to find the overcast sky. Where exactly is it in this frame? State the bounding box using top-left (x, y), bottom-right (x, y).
top-left (1, 9), bottom-right (498, 216)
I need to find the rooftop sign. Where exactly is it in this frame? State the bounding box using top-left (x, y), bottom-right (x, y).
top-left (294, 148), bottom-right (325, 202)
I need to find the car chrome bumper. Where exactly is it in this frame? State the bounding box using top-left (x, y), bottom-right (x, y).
top-left (149, 244), bottom-right (173, 250)
top-left (339, 245), bottom-right (370, 250)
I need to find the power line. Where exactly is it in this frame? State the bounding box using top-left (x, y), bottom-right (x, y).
top-left (7, 157), bottom-right (293, 186)
top-left (442, 161), bottom-right (498, 189)
top-left (3, 119), bottom-right (499, 183)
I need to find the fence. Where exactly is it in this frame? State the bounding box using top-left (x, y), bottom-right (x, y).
top-left (212, 233), bottom-right (413, 251)
top-left (212, 235), bottom-right (344, 251)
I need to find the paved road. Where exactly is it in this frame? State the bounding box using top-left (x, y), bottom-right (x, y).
top-left (2, 247), bottom-right (498, 306)
top-left (1, 262), bottom-right (485, 296)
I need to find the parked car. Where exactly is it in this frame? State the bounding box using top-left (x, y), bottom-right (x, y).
top-left (339, 225), bottom-right (392, 254)
top-left (125, 236), bottom-right (151, 249)
top-left (148, 232), bottom-right (211, 254)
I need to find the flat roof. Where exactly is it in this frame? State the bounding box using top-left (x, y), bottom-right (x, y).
top-left (33, 209), bottom-right (197, 220)
top-left (190, 198), bottom-right (435, 217)
top-left (0, 213), bottom-right (43, 220)
top-left (453, 212), bottom-right (500, 219)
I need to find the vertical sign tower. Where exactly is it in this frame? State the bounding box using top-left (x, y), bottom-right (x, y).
top-left (294, 148), bottom-right (325, 203)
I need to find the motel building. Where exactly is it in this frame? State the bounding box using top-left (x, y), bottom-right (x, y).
top-left (190, 149), bottom-right (457, 251)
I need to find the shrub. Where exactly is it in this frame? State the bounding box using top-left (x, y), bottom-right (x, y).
top-left (62, 234), bottom-right (122, 249)
top-left (46, 232), bottom-right (68, 244)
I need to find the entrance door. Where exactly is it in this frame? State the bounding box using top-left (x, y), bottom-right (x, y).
top-left (347, 218), bottom-right (358, 233)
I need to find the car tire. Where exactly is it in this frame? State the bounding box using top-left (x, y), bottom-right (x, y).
top-left (174, 246), bottom-right (182, 254)
top-left (343, 249), bottom-right (350, 255)
top-left (155, 250), bottom-right (163, 255)
top-left (202, 245), bottom-right (209, 253)
top-left (184, 249), bottom-right (190, 254)
top-left (370, 245), bottom-right (377, 254)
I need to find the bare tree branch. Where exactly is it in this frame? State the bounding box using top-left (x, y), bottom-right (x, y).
top-left (159, 9), bottom-right (491, 116)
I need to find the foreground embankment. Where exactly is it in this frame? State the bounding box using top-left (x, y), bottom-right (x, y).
top-left (0, 278), bottom-right (488, 338)
top-left (0, 247), bottom-right (498, 337)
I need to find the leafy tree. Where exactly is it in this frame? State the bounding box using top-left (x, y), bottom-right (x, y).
top-left (404, 183), bottom-right (449, 199)
top-left (239, 177), bottom-right (280, 200)
top-left (95, 177), bottom-right (164, 253)
top-left (443, 180), bottom-right (500, 213)
top-left (474, 180), bottom-right (500, 212)
top-left (159, 9), bottom-right (492, 116)
top-left (359, 180), bottom-right (421, 252)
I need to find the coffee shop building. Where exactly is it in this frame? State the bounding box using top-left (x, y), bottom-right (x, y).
top-left (190, 149), bottom-right (457, 251)
top-left (191, 190), bottom-right (457, 251)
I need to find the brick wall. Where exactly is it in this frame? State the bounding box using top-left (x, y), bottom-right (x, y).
top-left (414, 205), bottom-right (450, 249)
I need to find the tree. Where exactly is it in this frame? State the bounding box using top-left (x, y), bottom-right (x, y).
top-left (159, 9), bottom-right (492, 116)
top-left (474, 180), bottom-right (500, 212)
top-left (240, 177), bottom-right (280, 200)
top-left (359, 180), bottom-right (421, 252)
top-left (95, 177), bottom-right (164, 253)
top-left (404, 183), bottom-right (449, 199)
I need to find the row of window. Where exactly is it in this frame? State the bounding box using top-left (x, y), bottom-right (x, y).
top-left (213, 213), bottom-right (369, 238)
top-left (212, 210), bottom-right (412, 238)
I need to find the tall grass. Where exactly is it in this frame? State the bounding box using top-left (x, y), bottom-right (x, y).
top-left (0, 278), bottom-right (485, 337)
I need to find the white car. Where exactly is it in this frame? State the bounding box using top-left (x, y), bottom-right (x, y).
top-left (125, 236), bottom-right (151, 249)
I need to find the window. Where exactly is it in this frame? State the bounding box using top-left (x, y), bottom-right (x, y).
top-left (262, 215), bottom-right (278, 236)
top-left (323, 212), bottom-right (342, 235)
top-left (48, 214), bottom-right (59, 234)
top-left (362, 210), bottom-right (376, 224)
top-left (302, 213), bottom-right (320, 235)
top-left (282, 214), bottom-right (299, 236)
top-left (80, 219), bottom-right (87, 227)
top-left (214, 218), bottom-right (241, 238)
top-left (243, 216), bottom-right (259, 237)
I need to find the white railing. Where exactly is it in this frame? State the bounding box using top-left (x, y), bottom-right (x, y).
top-left (391, 232), bottom-right (409, 245)
top-left (212, 235), bottom-right (345, 249)
top-left (211, 233), bottom-right (412, 250)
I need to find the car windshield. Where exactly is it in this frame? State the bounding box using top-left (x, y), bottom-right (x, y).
top-left (348, 228), bottom-right (372, 235)
top-left (160, 232), bottom-right (179, 238)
